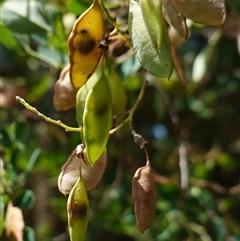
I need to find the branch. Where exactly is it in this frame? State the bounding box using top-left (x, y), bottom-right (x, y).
top-left (16, 96), bottom-right (82, 132)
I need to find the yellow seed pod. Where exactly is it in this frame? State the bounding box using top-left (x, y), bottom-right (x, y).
top-left (68, 0), bottom-right (105, 89)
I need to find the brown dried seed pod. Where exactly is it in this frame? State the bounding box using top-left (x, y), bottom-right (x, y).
top-left (132, 161), bottom-right (156, 233)
top-left (53, 65), bottom-right (78, 111)
top-left (58, 145), bottom-right (107, 196)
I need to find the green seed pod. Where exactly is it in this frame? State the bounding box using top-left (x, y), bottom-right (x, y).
top-left (67, 176), bottom-right (89, 241)
top-left (76, 62), bottom-right (101, 127)
top-left (139, 0), bottom-right (163, 50)
top-left (107, 67), bottom-right (127, 125)
top-left (83, 63), bottom-right (112, 166)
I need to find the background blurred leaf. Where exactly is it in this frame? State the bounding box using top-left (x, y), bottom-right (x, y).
top-left (0, 24), bottom-right (19, 50)
top-left (1, 0), bottom-right (51, 33)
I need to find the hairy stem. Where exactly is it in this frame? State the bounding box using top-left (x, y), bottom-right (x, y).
top-left (16, 96), bottom-right (82, 132)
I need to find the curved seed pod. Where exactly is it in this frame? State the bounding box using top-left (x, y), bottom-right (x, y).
top-left (132, 161), bottom-right (156, 233)
top-left (76, 61), bottom-right (102, 127)
top-left (68, 0), bottom-right (105, 88)
top-left (83, 65), bottom-right (112, 166)
top-left (107, 67), bottom-right (127, 124)
top-left (139, 0), bottom-right (164, 50)
top-left (53, 65), bottom-right (78, 111)
top-left (67, 175), bottom-right (89, 241)
top-left (58, 146), bottom-right (107, 196)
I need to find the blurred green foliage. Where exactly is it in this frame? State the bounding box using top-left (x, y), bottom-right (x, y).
top-left (1, 0), bottom-right (240, 241)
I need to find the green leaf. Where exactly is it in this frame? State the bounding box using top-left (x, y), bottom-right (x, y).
top-left (128, 0), bottom-right (173, 79)
top-left (13, 148), bottom-right (41, 188)
top-left (16, 122), bottom-right (29, 143)
top-left (1, 0), bottom-right (51, 34)
top-left (0, 128), bottom-right (12, 149)
top-left (24, 226), bottom-right (35, 241)
top-left (0, 24), bottom-right (19, 50)
top-left (15, 189), bottom-right (36, 210)
top-left (140, 0), bottom-right (164, 50)
top-left (83, 63), bottom-right (112, 165)
top-left (67, 0), bottom-right (90, 14)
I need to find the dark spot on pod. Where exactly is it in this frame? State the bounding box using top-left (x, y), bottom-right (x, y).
top-left (96, 103), bottom-right (108, 116)
top-left (81, 29), bottom-right (88, 34)
top-left (71, 202), bottom-right (88, 219)
top-left (79, 39), bottom-right (95, 55)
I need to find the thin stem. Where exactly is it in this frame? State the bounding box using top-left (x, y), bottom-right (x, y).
top-left (144, 146), bottom-right (150, 166)
top-left (179, 141), bottom-right (188, 190)
top-left (16, 96), bottom-right (82, 132)
top-left (98, 0), bottom-right (130, 43)
top-left (109, 75), bottom-right (148, 135)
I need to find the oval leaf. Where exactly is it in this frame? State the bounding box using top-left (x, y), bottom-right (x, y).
top-left (68, 0), bottom-right (105, 88)
top-left (128, 0), bottom-right (173, 79)
top-left (139, 0), bottom-right (164, 50)
top-left (132, 161), bottom-right (156, 233)
top-left (168, 0), bottom-right (226, 26)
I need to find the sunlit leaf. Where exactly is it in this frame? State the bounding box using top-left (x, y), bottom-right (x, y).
top-left (1, 0), bottom-right (51, 33)
top-left (128, 0), bottom-right (173, 79)
top-left (140, 0), bottom-right (164, 49)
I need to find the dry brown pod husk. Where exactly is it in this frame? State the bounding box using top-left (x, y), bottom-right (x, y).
top-left (163, 0), bottom-right (189, 40)
top-left (58, 145), bottom-right (107, 196)
top-left (53, 65), bottom-right (78, 111)
top-left (132, 160), bottom-right (156, 233)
